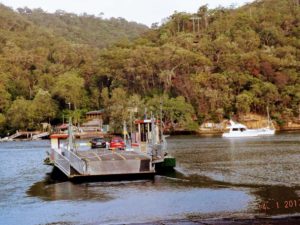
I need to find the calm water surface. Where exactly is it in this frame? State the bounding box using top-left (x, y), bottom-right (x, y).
top-left (0, 132), bottom-right (299, 224)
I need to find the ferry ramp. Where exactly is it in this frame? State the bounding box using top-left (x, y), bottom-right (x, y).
top-left (53, 149), bottom-right (154, 178)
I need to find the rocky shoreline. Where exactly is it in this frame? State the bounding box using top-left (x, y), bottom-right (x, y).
top-left (197, 115), bottom-right (300, 135)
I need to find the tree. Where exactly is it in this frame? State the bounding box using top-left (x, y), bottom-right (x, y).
top-left (0, 84), bottom-right (11, 113)
top-left (7, 97), bottom-right (34, 130)
top-left (146, 94), bottom-right (197, 131)
top-left (197, 5), bottom-right (209, 29)
top-left (32, 89), bottom-right (58, 123)
top-left (0, 0), bottom-right (299, 134)
top-left (236, 91), bottom-right (255, 114)
top-left (52, 71), bottom-right (87, 109)
top-left (101, 87), bottom-right (144, 132)
top-left (0, 113), bottom-right (6, 133)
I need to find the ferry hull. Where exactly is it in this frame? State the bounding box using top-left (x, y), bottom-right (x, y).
top-left (69, 171), bottom-right (155, 183)
top-left (49, 166), bottom-right (155, 182)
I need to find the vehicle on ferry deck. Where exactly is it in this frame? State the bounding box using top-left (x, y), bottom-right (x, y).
top-left (90, 137), bottom-right (107, 148)
top-left (109, 136), bottom-right (125, 150)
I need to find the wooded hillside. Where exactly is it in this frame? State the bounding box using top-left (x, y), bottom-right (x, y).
top-left (0, 0), bottom-right (299, 134)
top-left (18, 7), bottom-right (147, 48)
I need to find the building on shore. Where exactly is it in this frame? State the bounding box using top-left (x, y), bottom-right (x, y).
top-left (77, 110), bottom-right (108, 138)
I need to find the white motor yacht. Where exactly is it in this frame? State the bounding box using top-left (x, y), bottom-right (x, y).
top-left (222, 120), bottom-right (275, 138)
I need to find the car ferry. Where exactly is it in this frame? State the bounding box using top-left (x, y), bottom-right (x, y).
top-left (45, 117), bottom-right (175, 181)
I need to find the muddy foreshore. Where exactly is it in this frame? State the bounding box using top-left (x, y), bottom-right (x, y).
top-left (128, 216), bottom-right (300, 225)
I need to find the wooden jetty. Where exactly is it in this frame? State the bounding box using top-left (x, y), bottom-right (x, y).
top-left (1, 131), bottom-right (49, 141)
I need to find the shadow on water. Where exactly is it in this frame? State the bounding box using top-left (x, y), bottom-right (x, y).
top-left (27, 167), bottom-right (114, 201)
top-left (27, 167), bottom-right (229, 201)
top-left (163, 170), bottom-right (300, 217)
top-left (27, 166), bottom-right (300, 219)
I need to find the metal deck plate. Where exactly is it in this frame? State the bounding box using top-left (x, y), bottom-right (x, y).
top-left (76, 149), bottom-right (150, 161)
top-left (75, 149), bottom-right (153, 176)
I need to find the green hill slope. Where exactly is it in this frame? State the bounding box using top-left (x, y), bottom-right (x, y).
top-left (0, 0), bottom-right (299, 134)
top-left (96, 0), bottom-right (300, 125)
top-left (18, 7), bottom-right (148, 48)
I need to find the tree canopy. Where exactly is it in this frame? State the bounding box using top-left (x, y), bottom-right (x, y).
top-left (0, 0), bottom-right (299, 134)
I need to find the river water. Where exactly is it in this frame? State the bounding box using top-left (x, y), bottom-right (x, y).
top-left (0, 132), bottom-right (299, 225)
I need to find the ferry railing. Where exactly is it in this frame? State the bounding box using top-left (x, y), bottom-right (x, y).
top-left (149, 144), bottom-right (164, 162)
top-left (162, 135), bottom-right (168, 152)
top-left (66, 149), bottom-right (88, 175)
top-left (53, 149), bottom-right (70, 176)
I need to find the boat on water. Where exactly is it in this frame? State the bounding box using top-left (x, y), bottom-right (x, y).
top-left (222, 120), bottom-right (275, 138)
top-left (45, 116), bottom-right (175, 181)
top-left (222, 107), bottom-right (275, 138)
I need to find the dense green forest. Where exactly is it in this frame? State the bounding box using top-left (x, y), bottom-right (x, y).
top-left (0, 0), bottom-right (299, 135)
top-left (18, 7), bottom-right (148, 49)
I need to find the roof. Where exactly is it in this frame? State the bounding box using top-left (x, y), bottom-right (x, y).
top-left (50, 133), bottom-right (68, 139)
top-left (86, 109), bottom-right (105, 115)
top-left (229, 120), bottom-right (247, 129)
top-left (57, 123), bottom-right (68, 129)
top-left (134, 119), bottom-right (161, 124)
top-left (82, 119), bottom-right (102, 127)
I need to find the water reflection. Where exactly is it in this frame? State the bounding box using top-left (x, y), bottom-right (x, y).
top-left (27, 168), bottom-right (114, 201)
top-left (26, 170), bottom-right (254, 224)
top-left (170, 133), bottom-right (300, 187)
top-left (28, 179), bottom-right (114, 201)
top-left (28, 166), bottom-right (300, 218)
top-left (28, 166), bottom-right (249, 201)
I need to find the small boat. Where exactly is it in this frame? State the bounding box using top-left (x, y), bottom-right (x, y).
top-left (222, 107), bottom-right (275, 138)
top-left (222, 120), bottom-right (275, 138)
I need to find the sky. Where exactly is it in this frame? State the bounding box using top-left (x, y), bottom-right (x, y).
top-left (0, 0), bottom-right (253, 27)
